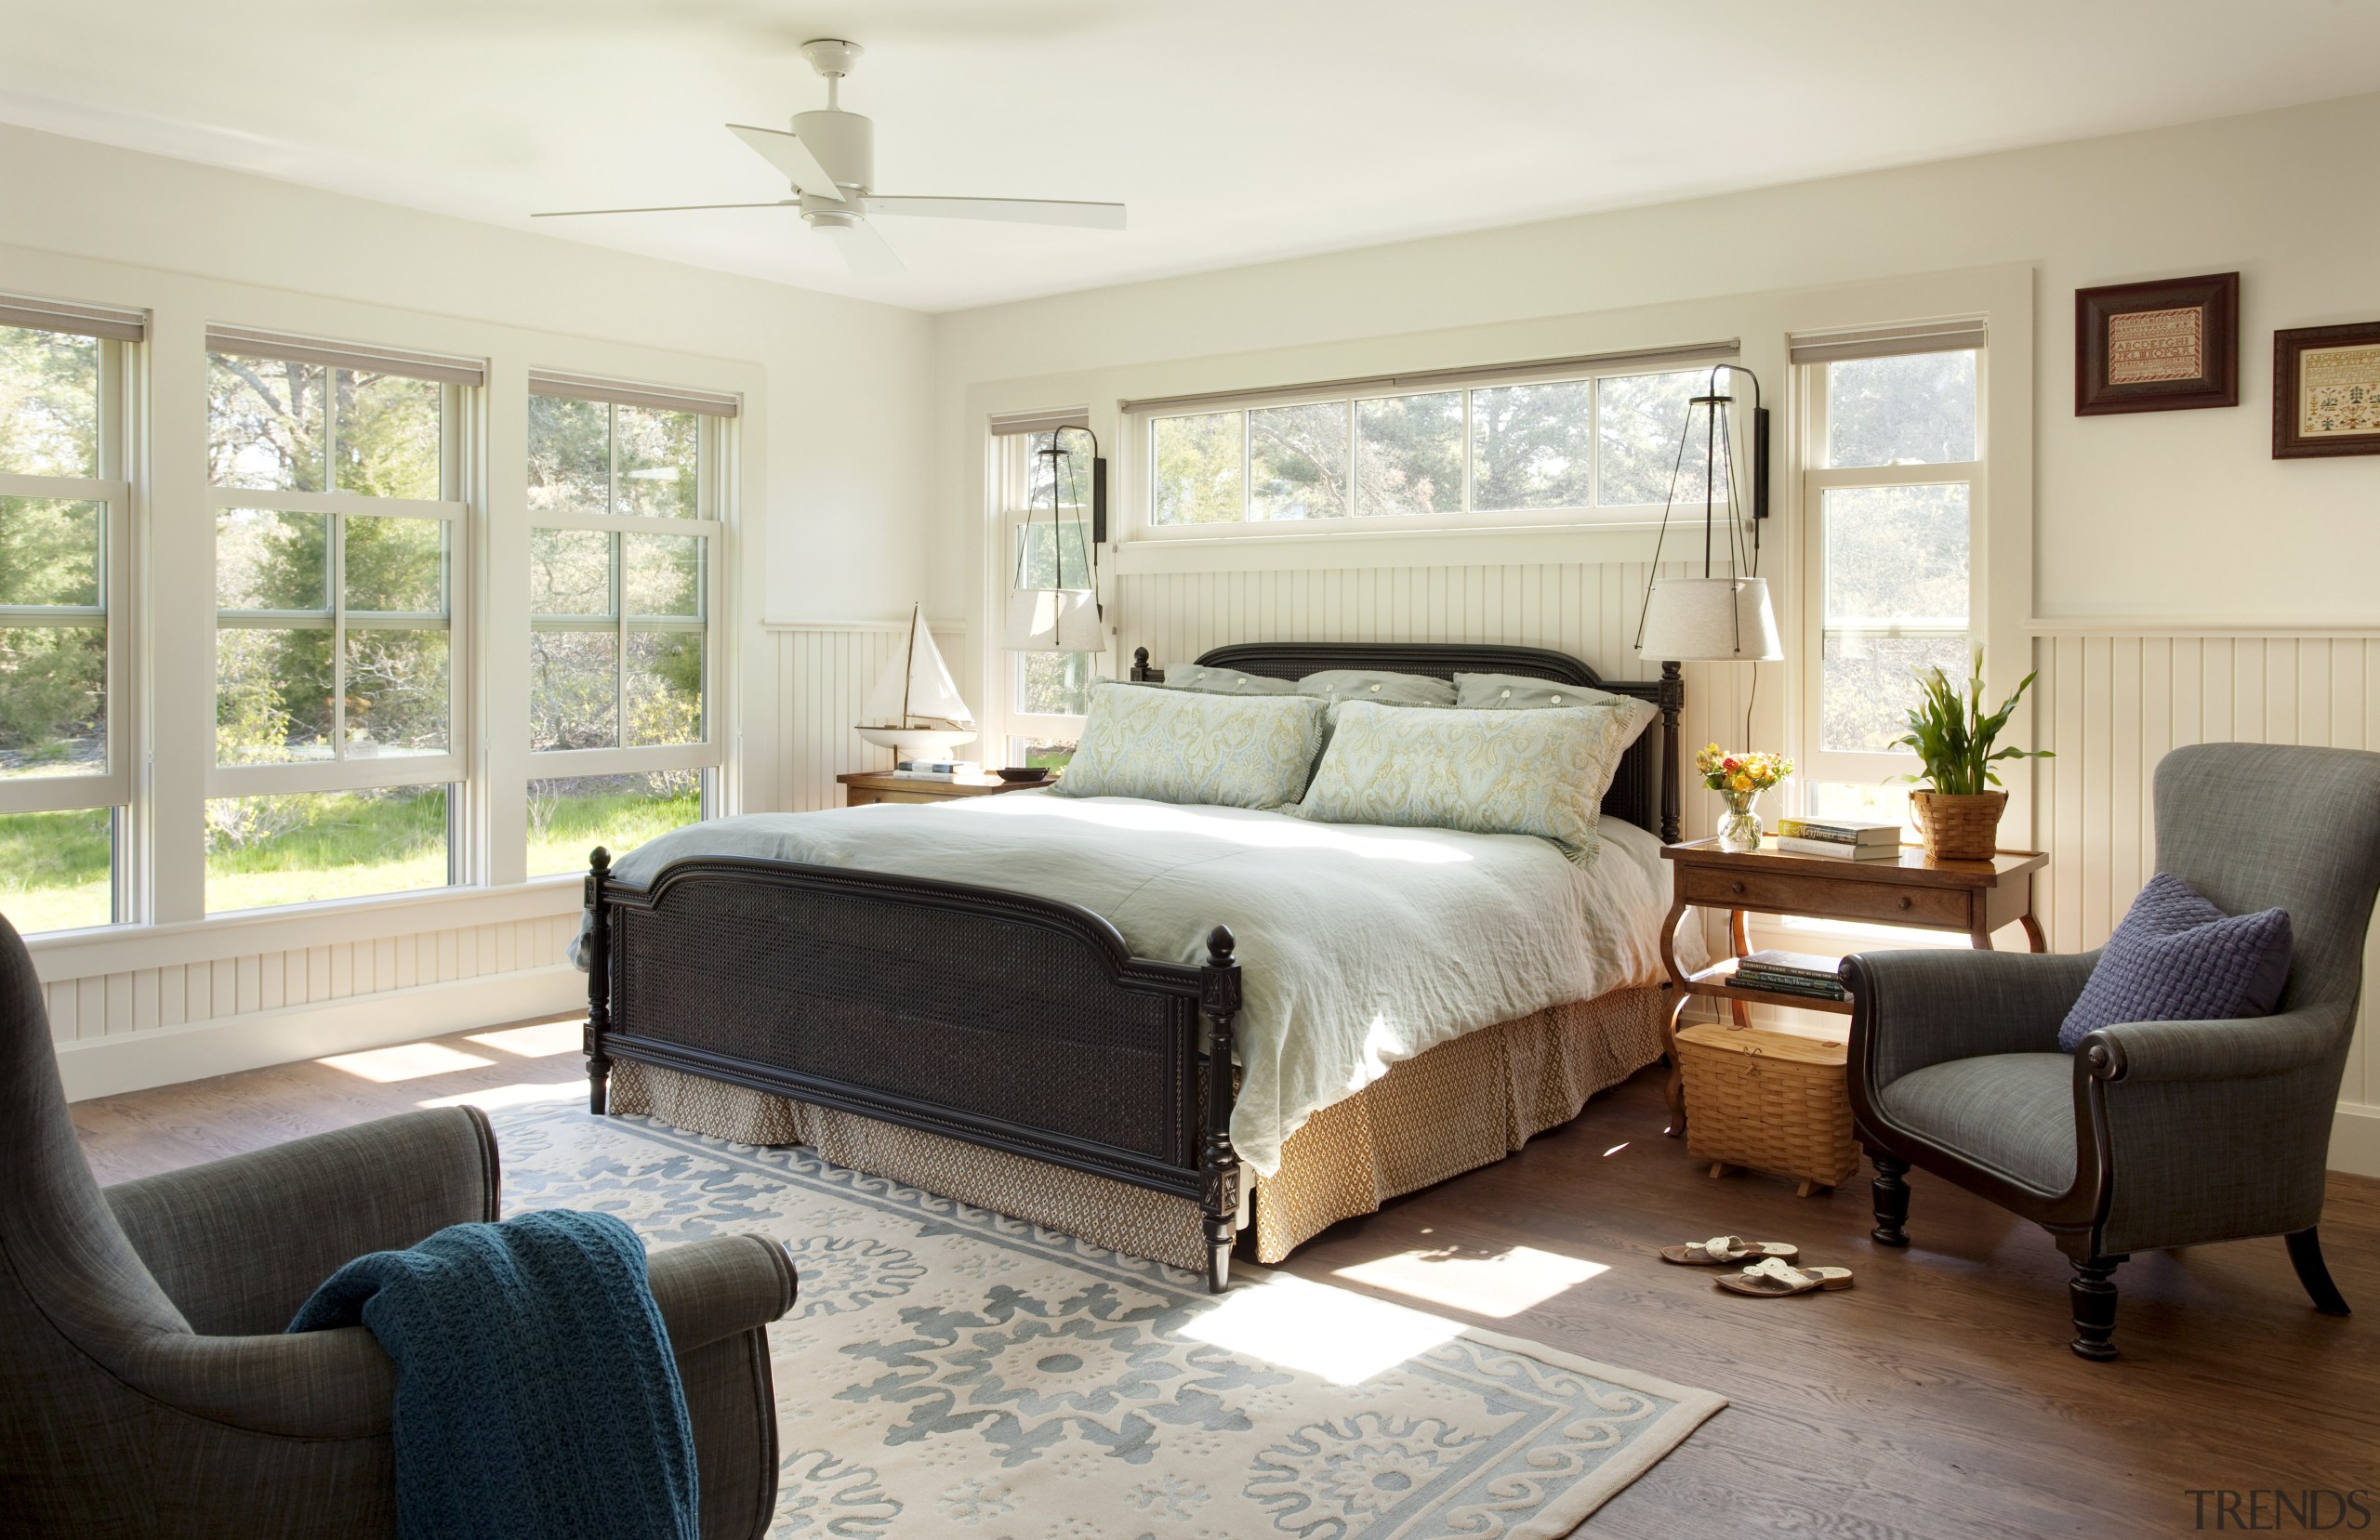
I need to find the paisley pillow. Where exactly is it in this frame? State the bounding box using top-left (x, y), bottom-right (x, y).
top-left (1053, 681), bottom-right (1327, 808)
top-left (1297, 697), bottom-right (1647, 861)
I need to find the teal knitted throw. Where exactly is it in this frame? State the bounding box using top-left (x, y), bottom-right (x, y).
top-left (288, 1209), bottom-right (698, 1540)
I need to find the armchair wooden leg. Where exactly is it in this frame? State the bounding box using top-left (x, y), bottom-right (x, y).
top-left (2069, 1257), bottom-right (2123, 1361)
top-left (2286, 1228), bottom-right (2351, 1317)
top-left (1869, 1152), bottom-right (1911, 1247)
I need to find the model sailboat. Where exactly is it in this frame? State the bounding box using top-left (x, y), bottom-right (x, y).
top-left (854, 604), bottom-right (977, 762)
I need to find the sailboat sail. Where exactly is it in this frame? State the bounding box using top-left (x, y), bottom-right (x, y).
top-left (858, 605), bottom-right (974, 731)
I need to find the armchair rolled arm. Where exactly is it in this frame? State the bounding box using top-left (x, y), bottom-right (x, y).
top-left (648, 1234), bottom-right (799, 1355)
top-left (1844, 947), bottom-right (2100, 1086)
top-left (114, 1323), bottom-right (397, 1440)
top-left (2083, 1007), bottom-right (2344, 1085)
top-left (106, 1107), bottom-right (498, 1338)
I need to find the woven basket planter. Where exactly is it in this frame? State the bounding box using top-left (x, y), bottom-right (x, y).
top-left (1678, 1022), bottom-right (1859, 1195)
top-left (1910, 789), bottom-right (2007, 861)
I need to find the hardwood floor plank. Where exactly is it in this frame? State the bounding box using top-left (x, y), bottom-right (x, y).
top-left (67, 1027), bottom-right (2377, 1537)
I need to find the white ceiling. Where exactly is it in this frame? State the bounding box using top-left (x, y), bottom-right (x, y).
top-left (7, 1), bottom-right (2380, 313)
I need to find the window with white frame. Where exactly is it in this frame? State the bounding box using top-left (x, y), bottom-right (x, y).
top-left (1795, 331), bottom-right (1984, 827)
top-left (0, 300), bottom-right (139, 934)
top-left (1135, 353), bottom-right (1733, 533)
top-left (525, 375), bottom-right (732, 877)
top-left (206, 329), bottom-right (475, 912)
top-left (991, 424), bottom-right (1098, 767)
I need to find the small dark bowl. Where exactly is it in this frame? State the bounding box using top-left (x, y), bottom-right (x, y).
top-left (996, 767), bottom-right (1051, 783)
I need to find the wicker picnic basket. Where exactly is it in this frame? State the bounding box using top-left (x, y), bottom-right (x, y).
top-left (1677, 1021), bottom-right (1860, 1195)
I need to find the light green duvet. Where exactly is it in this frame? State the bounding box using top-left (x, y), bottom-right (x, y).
top-left (575, 793), bottom-right (1680, 1176)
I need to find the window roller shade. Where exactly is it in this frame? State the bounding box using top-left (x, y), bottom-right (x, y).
top-left (206, 324), bottom-right (485, 386)
top-left (1119, 340), bottom-right (1739, 417)
top-left (528, 370), bottom-right (739, 418)
top-left (989, 409), bottom-right (1091, 437)
top-left (1789, 319), bottom-right (1988, 365)
top-left (0, 295), bottom-right (147, 342)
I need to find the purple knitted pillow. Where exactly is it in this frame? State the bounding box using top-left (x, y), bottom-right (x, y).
top-left (2056, 872), bottom-right (2292, 1052)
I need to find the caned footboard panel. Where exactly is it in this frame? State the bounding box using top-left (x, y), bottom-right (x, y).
top-left (596, 859), bottom-right (1207, 1178)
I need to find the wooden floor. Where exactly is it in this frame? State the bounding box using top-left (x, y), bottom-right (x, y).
top-left (75, 1023), bottom-right (2379, 1540)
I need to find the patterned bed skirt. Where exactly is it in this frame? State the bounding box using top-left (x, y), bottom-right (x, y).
top-left (607, 983), bottom-right (1668, 1272)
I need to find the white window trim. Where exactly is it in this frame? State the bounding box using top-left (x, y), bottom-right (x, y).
top-left (1121, 352), bottom-right (1738, 543)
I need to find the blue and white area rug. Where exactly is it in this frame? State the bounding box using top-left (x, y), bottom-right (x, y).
top-left (493, 1102), bottom-right (1724, 1539)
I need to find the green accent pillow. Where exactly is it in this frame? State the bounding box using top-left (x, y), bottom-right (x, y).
top-left (1054, 680), bottom-right (1328, 808)
top-left (1296, 668), bottom-right (1458, 706)
top-left (1297, 697), bottom-right (1648, 861)
top-left (1452, 672), bottom-right (1629, 713)
top-left (1153, 661), bottom-right (1302, 696)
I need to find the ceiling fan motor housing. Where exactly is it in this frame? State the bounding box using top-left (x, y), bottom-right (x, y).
top-left (791, 109), bottom-right (872, 195)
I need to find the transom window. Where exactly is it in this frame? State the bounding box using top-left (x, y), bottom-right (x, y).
top-left (0, 306), bottom-right (136, 934)
top-left (1138, 358), bottom-right (1730, 533)
top-left (1797, 342), bottom-right (1983, 826)
top-left (525, 376), bottom-right (733, 875)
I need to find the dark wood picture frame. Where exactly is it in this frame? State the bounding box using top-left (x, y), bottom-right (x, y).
top-left (2075, 271), bottom-right (2239, 415)
top-left (2273, 321), bottom-right (2380, 459)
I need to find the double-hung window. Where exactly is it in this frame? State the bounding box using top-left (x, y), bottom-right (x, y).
top-left (0, 297), bottom-right (141, 933)
top-left (206, 327), bottom-right (476, 912)
top-left (990, 421), bottom-right (1097, 767)
top-left (1133, 351), bottom-right (1734, 534)
top-left (1795, 327), bottom-right (1986, 825)
top-left (525, 373), bottom-right (733, 876)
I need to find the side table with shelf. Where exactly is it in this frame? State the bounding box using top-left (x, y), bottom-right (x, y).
top-left (1656, 838), bottom-right (2050, 1137)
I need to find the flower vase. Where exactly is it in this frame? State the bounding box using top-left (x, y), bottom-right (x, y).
top-left (1716, 789), bottom-right (1765, 853)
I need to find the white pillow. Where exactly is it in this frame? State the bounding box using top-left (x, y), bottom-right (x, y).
top-left (1054, 680), bottom-right (1328, 808)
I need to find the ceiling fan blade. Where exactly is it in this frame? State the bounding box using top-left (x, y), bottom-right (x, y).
top-left (533, 200), bottom-right (799, 218)
top-left (726, 124), bottom-right (845, 202)
top-left (821, 218), bottom-right (906, 277)
top-left (863, 195), bottom-right (1126, 230)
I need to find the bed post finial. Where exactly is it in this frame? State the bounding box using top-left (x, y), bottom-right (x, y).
top-left (1198, 924), bottom-right (1242, 1295)
top-left (1658, 661), bottom-right (1684, 845)
top-left (1131, 646), bottom-right (1154, 682)
top-left (586, 846), bottom-right (613, 1116)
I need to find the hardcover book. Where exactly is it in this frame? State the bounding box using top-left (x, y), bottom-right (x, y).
top-left (1775, 816), bottom-right (1902, 846)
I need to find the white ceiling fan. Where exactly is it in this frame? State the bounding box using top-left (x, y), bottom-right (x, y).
top-left (533, 39), bottom-right (1126, 277)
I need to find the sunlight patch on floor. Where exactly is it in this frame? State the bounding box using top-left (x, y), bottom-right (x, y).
top-left (1179, 1270), bottom-right (1462, 1385)
top-left (1333, 1244), bottom-right (1610, 1319)
top-left (418, 1080), bottom-right (581, 1111)
top-left (466, 1020), bottom-right (582, 1058)
top-left (319, 1042), bottom-right (495, 1082)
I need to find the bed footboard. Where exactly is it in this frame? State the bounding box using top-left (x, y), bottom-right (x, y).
top-left (583, 848), bottom-right (1247, 1291)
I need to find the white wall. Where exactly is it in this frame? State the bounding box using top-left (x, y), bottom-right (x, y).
top-left (0, 122), bottom-right (933, 1097)
top-left (917, 92), bottom-right (2380, 1173)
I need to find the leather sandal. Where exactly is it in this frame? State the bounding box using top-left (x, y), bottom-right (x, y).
top-left (1714, 1257), bottom-right (1855, 1296)
top-left (1659, 1235), bottom-right (1802, 1267)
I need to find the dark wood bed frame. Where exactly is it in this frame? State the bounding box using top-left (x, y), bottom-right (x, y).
top-left (583, 641), bottom-right (1681, 1292)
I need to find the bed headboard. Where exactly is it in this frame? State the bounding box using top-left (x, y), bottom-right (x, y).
top-left (1127, 641), bottom-right (1683, 843)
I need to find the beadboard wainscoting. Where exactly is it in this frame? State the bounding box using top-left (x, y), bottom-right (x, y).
top-left (40, 893), bottom-right (586, 1101)
top-left (2031, 630), bottom-right (2380, 1175)
top-left (769, 620), bottom-right (970, 811)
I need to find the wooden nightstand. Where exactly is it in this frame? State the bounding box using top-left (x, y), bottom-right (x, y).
top-left (1656, 838), bottom-right (2049, 1137)
top-left (836, 770), bottom-right (1045, 807)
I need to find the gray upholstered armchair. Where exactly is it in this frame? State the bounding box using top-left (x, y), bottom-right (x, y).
top-left (1844, 743), bottom-right (2380, 1360)
top-left (0, 914), bottom-right (798, 1538)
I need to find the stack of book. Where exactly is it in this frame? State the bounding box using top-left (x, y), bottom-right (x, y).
top-left (893, 758), bottom-right (982, 781)
top-left (1774, 816), bottom-right (1903, 860)
top-left (1726, 950), bottom-right (1850, 1002)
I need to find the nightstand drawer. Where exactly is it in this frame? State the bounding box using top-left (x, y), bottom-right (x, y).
top-left (844, 787), bottom-right (955, 806)
top-left (1677, 865), bottom-right (1972, 928)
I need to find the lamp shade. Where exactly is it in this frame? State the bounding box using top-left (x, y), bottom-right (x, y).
top-left (1636, 576), bottom-right (1782, 663)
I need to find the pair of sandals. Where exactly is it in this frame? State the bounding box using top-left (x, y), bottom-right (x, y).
top-left (1658, 1235), bottom-right (1856, 1297)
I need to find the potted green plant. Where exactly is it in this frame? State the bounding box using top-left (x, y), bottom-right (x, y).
top-left (1890, 650), bottom-right (2052, 860)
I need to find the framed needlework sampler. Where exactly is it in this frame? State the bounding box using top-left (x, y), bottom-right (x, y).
top-left (2274, 321), bottom-right (2380, 459)
top-left (2076, 271), bottom-right (2240, 415)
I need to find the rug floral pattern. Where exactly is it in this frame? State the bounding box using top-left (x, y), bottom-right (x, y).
top-left (494, 1104), bottom-right (1722, 1539)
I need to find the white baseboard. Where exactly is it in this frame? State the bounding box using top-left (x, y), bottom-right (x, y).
top-left (2331, 1100), bottom-right (2380, 1180)
top-left (57, 965), bottom-right (586, 1102)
